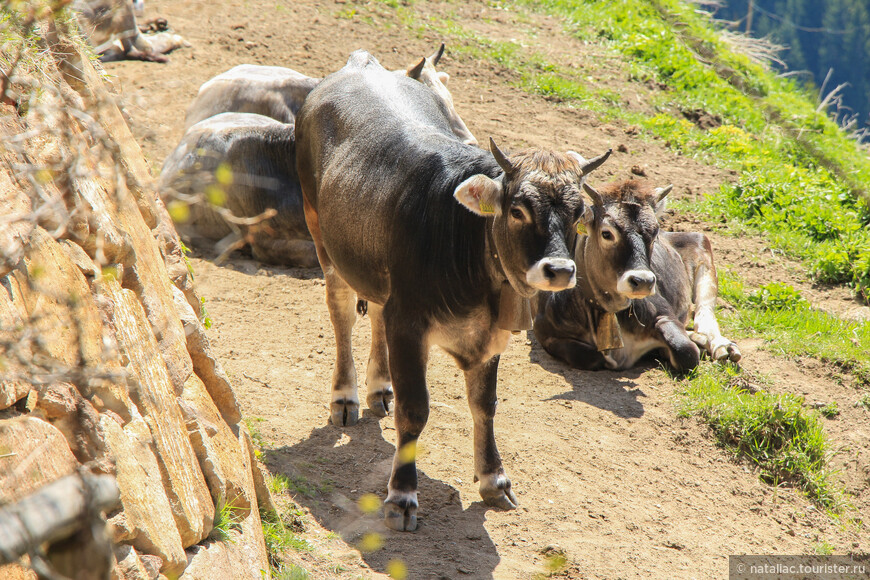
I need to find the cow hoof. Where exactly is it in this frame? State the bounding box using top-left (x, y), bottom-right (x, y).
top-left (478, 473), bottom-right (518, 510)
top-left (367, 387), bottom-right (394, 417)
top-left (384, 492), bottom-right (418, 531)
top-left (712, 339), bottom-right (741, 364)
top-left (330, 399), bottom-right (359, 426)
top-left (714, 342), bottom-right (742, 364)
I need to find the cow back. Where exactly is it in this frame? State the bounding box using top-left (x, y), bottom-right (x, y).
top-left (185, 65), bottom-right (321, 128)
top-left (296, 52), bottom-right (500, 314)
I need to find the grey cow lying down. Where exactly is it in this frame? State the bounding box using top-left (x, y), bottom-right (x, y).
top-left (74, 0), bottom-right (189, 63)
top-left (534, 178), bottom-right (741, 372)
top-left (183, 44), bottom-right (476, 146)
top-left (161, 46), bottom-right (477, 267)
top-left (158, 112), bottom-right (317, 267)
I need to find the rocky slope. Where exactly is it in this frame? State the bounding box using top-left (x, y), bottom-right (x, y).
top-left (0, 20), bottom-right (271, 580)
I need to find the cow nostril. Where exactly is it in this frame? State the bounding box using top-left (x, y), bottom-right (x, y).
top-left (543, 262), bottom-right (575, 280)
top-left (628, 273), bottom-right (655, 290)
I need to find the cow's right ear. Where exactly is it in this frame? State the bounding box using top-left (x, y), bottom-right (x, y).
top-left (454, 174), bottom-right (503, 216)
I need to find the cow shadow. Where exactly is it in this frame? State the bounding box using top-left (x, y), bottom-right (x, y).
top-left (262, 414), bottom-right (502, 578)
top-left (525, 332), bottom-right (649, 419)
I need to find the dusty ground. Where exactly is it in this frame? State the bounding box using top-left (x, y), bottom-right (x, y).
top-left (108, 0), bottom-right (868, 577)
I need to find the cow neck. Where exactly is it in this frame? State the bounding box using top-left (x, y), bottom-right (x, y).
top-left (573, 235), bottom-right (625, 351)
top-left (484, 217), bottom-right (507, 284)
top-left (485, 217), bottom-right (533, 332)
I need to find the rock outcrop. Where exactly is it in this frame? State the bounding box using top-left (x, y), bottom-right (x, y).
top-left (0, 14), bottom-right (271, 580)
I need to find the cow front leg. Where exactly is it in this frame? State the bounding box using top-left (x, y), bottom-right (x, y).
top-left (325, 272), bottom-right (360, 426)
top-left (365, 303), bottom-right (393, 416)
top-left (655, 316), bottom-right (701, 372)
top-left (465, 355), bottom-right (518, 510)
top-left (383, 315), bottom-right (429, 531)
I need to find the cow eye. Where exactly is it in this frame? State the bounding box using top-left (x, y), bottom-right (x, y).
top-left (601, 230), bottom-right (614, 241)
top-left (510, 207), bottom-right (526, 221)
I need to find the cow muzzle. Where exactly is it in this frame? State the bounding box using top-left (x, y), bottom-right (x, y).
top-left (617, 269), bottom-right (657, 298)
top-left (526, 257), bottom-right (577, 291)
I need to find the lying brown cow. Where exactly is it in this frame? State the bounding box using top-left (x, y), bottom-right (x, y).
top-left (534, 177), bottom-right (741, 371)
top-left (74, 0), bottom-right (188, 62)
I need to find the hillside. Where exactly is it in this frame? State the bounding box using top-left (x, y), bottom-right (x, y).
top-left (4, 0), bottom-right (870, 578)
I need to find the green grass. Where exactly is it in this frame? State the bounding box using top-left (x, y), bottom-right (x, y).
top-left (677, 364), bottom-right (842, 511)
top-left (261, 479), bottom-right (311, 574)
top-left (717, 272), bottom-right (870, 386)
top-left (245, 416), bottom-right (267, 449)
top-left (262, 508), bottom-right (310, 559)
top-left (272, 564), bottom-right (312, 580)
top-left (210, 501), bottom-right (244, 542)
top-left (814, 540), bottom-right (836, 556)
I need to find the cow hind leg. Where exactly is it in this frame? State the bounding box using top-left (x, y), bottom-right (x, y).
top-left (465, 355), bottom-right (518, 510)
top-left (365, 303), bottom-right (393, 417)
top-left (540, 337), bottom-right (607, 370)
top-left (691, 305), bottom-right (741, 364)
top-left (690, 258), bottom-right (741, 364)
top-left (383, 310), bottom-right (429, 531)
top-left (324, 272), bottom-right (360, 426)
top-left (302, 196), bottom-right (360, 425)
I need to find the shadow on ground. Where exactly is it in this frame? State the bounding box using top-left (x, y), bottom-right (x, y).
top-left (526, 332), bottom-right (650, 419)
top-left (264, 414), bottom-right (502, 578)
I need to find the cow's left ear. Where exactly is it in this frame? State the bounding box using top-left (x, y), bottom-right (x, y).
top-left (437, 71), bottom-right (450, 86)
top-left (654, 184), bottom-right (673, 217)
top-left (454, 174), bottom-right (503, 216)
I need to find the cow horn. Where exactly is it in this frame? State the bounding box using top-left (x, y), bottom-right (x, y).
top-left (583, 182), bottom-right (604, 207)
top-left (490, 137), bottom-right (514, 174)
top-left (578, 148), bottom-right (612, 175)
top-left (407, 57), bottom-right (426, 80)
top-left (429, 43), bottom-right (445, 66)
top-left (655, 184), bottom-right (673, 204)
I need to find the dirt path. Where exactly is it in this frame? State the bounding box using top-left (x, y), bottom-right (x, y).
top-left (109, 0), bottom-right (868, 577)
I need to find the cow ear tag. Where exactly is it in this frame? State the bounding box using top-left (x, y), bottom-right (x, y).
top-left (575, 221), bottom-right (587, 235)
top-left (479, 201), bottom-right (495, 215)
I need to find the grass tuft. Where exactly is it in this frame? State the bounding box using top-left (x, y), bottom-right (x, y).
top-left (677, 364), bottom-right (842, 511)
top-left (717, 271), bottom-right (870, 386)
top-left (209, 501), bottom-right (243, 543)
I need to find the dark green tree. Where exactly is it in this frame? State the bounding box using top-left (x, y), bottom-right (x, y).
top-left (711, 0), bottom-right (870, 128)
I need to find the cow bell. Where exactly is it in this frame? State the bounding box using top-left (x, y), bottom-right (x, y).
top-left (596, 311), bottom-right (624, 351)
